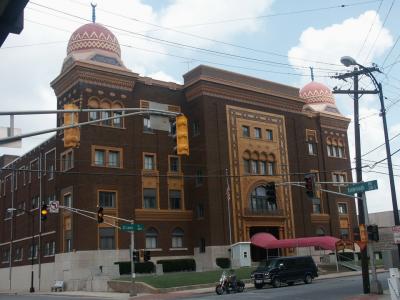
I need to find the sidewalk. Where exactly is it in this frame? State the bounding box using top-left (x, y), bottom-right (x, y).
top-left (0, 269), bottom-right (393, 300)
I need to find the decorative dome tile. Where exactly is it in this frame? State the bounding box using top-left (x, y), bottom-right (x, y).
top-left (299, 81), bottom-right (335, 105)
top-left (67, 23), bottom-right (121, 57)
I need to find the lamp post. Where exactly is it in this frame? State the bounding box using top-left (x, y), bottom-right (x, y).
top-left (341, 56), bottom-right (400, 247)
top-left (7, 208), bottom-right (35, 293)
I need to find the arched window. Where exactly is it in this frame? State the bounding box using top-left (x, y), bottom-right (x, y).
top-left (88, 98), bottom-right (100, 121)
top-left (171, 228), bottom-right (184, 248)
top-left (249, 185), bottom-right (277, 212)
top-left (242, 151), bottom-right (251, 174)
top-left (267, 154), bottom-right (276, 175)
top-left (100, 100), bottom-right (112, 126)
top-left (145, 227), bottom-right (158, 249)
top-left (326, 138), bottom-right (333, 157)
top-left (112, 102), bottom-right (124, 128)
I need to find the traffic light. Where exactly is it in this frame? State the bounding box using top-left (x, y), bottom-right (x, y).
top-left (304, 173), bottom-right (316, 198)
top-left (41, 204), bottom-right (48, 221)
top-left (266, 182), bottom-right (276, 202)
top-left (353, 226), bottom-right (360, 242)
top-left (175, 115), bottom-right (189, 156)
top-left (132, 250), bottom-right (140, 263)
top-left (97, 207), bottom-right (104, 224)
top-left (144, 250), bottom-right (151, 262)
top-left (63, 103), bottom-right (80, 148)
top-left (367, 224), bottom-right (379, 242)
top-left (359, 224), bottom-right (368, 242)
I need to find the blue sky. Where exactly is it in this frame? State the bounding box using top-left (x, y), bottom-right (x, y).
top-left (0, 0), bottom-right (399, 213)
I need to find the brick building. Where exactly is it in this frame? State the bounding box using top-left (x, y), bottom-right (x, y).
top-left (0, 21), bottom-right (357, 291)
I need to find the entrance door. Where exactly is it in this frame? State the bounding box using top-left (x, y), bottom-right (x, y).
top-left (250, 227), bottom-right (280, 262)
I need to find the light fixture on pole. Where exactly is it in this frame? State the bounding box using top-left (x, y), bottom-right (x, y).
top-left (7, 208), bottom-right (35, 293)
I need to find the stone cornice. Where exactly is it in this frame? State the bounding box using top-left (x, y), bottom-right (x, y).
top-left (51, 61), bottom-right (139, 96)
top-left (310, 213), bottom-right (330, 223)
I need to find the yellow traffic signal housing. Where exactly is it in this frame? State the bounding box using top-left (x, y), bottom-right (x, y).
top-left (359, 224), bottom-right (368, 242)
top-left (175, 115), bottom-right (189, 156)
top-left (63, 104), bottom-right (80, 148)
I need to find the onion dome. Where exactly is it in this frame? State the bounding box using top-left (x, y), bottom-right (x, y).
top-left (300, 81), bottom-right (341, 115)
top-left (67, 23), bottom-right (121, 57)
top-left (299, 81), bottom-right (335, 105)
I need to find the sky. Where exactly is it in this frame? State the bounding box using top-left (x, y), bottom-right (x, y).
top-left (0, 0), bottom-right (400, 214)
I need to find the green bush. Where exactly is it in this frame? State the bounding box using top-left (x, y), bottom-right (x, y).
top-left (114, 261), bottom-right (155, 274)
top-left (216, 257), bottom-right (231, 269)
top-left (156, 259), bottom-right (196, 273)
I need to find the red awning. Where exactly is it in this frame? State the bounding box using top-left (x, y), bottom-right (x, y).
top-left (251, 233), bottom-right (341, 251)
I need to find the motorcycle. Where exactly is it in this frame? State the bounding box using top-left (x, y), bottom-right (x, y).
top-left (215, 270), bottom-right (245, 295)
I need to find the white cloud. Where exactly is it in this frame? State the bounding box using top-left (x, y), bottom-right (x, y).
top-left (147, 71), bottom-right (180, 83)
top-left (288, 11), bottom-right (399, 213)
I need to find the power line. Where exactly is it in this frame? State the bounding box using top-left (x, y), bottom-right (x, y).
top-left (361, 131), bottom-right (400, 157)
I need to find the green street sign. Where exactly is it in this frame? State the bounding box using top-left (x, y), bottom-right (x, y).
top-left (120, 224), bottom-right (144, 231)
top-left (346, 180), bottom-right (378, 194)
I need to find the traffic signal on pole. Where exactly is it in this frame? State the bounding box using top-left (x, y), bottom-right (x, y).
top-left (353, 226), bottom-right (361, 242)
top-left (97, 207), bottom-right (104, 224)
top-left (266, 182), bottom-right (276, 202)
top-left (175, 115), bottom-right (189, 156)
top-left (359, 224), bottom-right (368, 242)
top-left (367, 224), bottom-right (379, 242)
top-left (144, 250), bottom-right (151, 262)
top-left (132, 250), bottom-right (139, 263)
top-left (41, 204), bottom-right (48, 221)
top-left (304, 173), bottom-right (316, 198)
top-left (63, 103), bottom-right (80, 148)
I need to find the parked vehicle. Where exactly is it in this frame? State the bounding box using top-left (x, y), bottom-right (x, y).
top-left (251, 256), bottom-right (318, 289)
top-left (215, 270), bottom-right (245, 295)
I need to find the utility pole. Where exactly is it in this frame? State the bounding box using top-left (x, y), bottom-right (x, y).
top-left (332, 67), bottom-right (377, 294)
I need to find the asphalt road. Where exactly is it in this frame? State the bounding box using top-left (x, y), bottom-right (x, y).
top-left (182, 272), bottom-right (390, 300)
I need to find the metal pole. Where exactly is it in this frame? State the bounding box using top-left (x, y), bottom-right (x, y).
top-left (363, 194), bottom-right (383, 294)
top-left (353, 70), bottom-right (370, 294)
top-left (377, 83), bottom-right (400, 260)
top-left (30, 213), bottom-right (35, 293)
top-left (38, 152), bottom-right (42, 291)
top-left (9, 167), bottom-right (15, 290)
top-left (130, 220), bottom-right (136, 297)
top-left (225, 169), bottom-right (232, 246)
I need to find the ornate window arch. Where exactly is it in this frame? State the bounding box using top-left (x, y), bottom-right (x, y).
top-left (112, 101), bottom-right (124, 128)
top-left (171, 227), bottom-right (184, 248)
top-left (100, 99), bottom-right (112, 126)
top-left (242, 151), bottom-right (251, 174)
top-left (88, 97), bottom-right (100, 121)
top-left (145, 227), bottom-right (158, 249)
top-left (267, 154), bottom-right (276, 175)
top-left (249, 185), bottom-right (277, 212)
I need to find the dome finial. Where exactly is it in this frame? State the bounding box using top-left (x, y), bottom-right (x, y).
top-left (91, 2), bottom-right (97, 23)
top-left (309, 66), bottom-right (314, 81)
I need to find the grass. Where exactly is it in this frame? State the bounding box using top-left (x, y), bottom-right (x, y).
top-left (117, 267), bottom-right (255, 289)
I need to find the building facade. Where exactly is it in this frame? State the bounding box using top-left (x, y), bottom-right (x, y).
top-left (0, 21), bottom-right (357, 291)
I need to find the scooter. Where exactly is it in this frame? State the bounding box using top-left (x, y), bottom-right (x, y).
top-left (215, 270), bottom-right (245, 295)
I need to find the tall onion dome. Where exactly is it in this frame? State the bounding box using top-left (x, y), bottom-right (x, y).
top-left (299, 81), bottom-right (342, 115)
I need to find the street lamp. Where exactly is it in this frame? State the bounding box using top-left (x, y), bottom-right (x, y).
top-left (340, 56), bottom-right (399, 245)
top-left (7, 208), bottom-right (35, 293)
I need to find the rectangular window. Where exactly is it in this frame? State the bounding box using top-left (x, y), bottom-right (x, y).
top-left (243, 159), bottom-right (250, 174)
top-left (307, 142), bottom-right (316, 155)
top-left (99, 228), bottom-right (115, 250)
top-left (2, 249), bottom-right (10, 263)
top-left (196, 203), bottom-right (204, 219)
top-left (169, 156), bottom-right (180, 172)
top-left (95, 150), bottom-right (105, 166)
top-left (64, 194), bottom-right (72, 208)
top-left (251, 160), bottom-right (259, 174)
top-left (327, 145), bottom-right (333, 157)
top-left (101, 111), bottom-right (111, 126)
top-left (31, 196), bottom-right (39, 209)
top-left (50, 241), bottom-right (55, 256)
top-left (108, 151), bottom-right (120, 168)
top-left (89, 111), bottom-right (98, 121)
top-left (242, 125), bottom-right (250, 137)
top-left (14, 247), bottom-right (23, 261)
top-left (146, 236), bottom-right (157, 249)
top-left (113, 111), bottom-right (122, 128)
top-left (195, 170), bottom-right (203, 186)
top-left (99, 191), bottom-right (116, 208)
top-left (65, 239), bottom-right (72, 253)
top-left (16, 202), bottom-right (25, 215)
top-left (266, 129), bottom-right (273, 140)
top-left (172, 236), bottom-right (183, 248)
top-left (340, 228), bottom-right (350, 240)
top-left (143, 188), bottom-right (157, 209)
top-left (28, 245), bottom-right (38, 259)
top-left (338, 203), bottom-right (348, 214)
top-left (338, 147), bottom-right (343, 158)
top-left (312, 198), bottom-right (321, 214)
top-left (260, 161), bottom-right (267, 175)
top-left (169, 190), bottom-right (181, 209)
top-left (144, 155), bottom-right (155, 170)
top-left (254, 127), bottom-right (261, 139)
top-left (61, 150), bottom-right (73, 171)
top-left (332, 173), bottom-right (346, 183)
top-left (192, 120), bottom-right (200, 137)
top-left (143, 116), bottom-right (152, 132)
top-left (267, 162), bottom-right (274, 175)
top-left (48, 164), bottom-right (54, 180)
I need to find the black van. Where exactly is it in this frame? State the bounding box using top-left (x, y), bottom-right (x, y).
top-left (251, 256), bottom-right (318, 289)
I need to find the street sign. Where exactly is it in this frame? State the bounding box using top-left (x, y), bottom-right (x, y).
top-left (346, 180), bottom-right (378, 194)
top-left (392, 226), bottom-right (400, 244)
top-left (49, 200), bottom-right (59, 213)
top-left (121, 223), bottom-right (144, 231)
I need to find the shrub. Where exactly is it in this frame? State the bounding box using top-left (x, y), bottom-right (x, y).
top-left (114, 261), bottom-right (155, 274)
top-left (156, 259), bottom-right (196, 273)
top-left (216, 257), bottom-right (231, 269)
